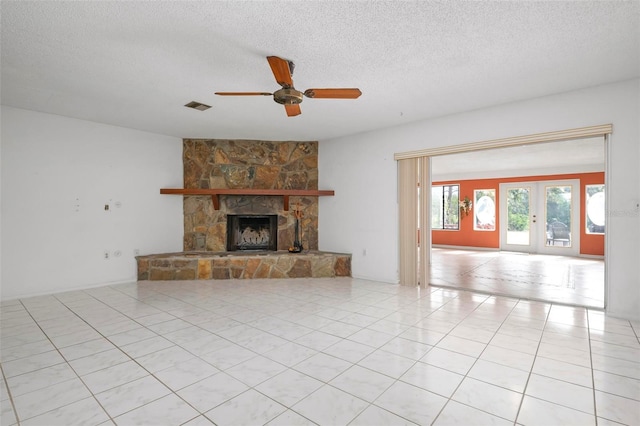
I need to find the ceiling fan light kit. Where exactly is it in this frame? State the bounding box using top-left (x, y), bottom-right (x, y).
top-left (214, 56), bottom-right (361, 116)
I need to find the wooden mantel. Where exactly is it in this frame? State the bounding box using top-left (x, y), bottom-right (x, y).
top-left (160, 188), bottom-right (335, 211)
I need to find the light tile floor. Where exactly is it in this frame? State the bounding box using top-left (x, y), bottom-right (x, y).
top-left (430, 248), bottom-right (605, 308)
top-left (1, 277), bottom-right (638, 425)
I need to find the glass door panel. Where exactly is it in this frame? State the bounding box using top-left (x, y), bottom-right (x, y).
top-left (507, 187), bottom-right (531, 245)
top-left (538, 180), bottom-right (579, 256)
top-left (545, 185), bottom-right (572, 247)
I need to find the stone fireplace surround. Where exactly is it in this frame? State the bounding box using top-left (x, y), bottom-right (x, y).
top-left (136, 139), bottom-right (351, 280)
top-left (183, 139), bottom-right (320, 252)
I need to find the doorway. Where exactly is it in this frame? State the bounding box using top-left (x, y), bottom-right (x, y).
top-left (395, 124), bottom-right (610, 308)
top-left (500, 179), bottom-right (580, 256)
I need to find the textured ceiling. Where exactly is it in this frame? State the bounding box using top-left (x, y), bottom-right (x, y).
top-left (1, 1), bottom-right (639, 142)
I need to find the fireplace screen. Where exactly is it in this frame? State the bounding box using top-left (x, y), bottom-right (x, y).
top-left (227, 215), bottom-right (278, 251)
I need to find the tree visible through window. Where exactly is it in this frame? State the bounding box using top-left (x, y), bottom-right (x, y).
top-left (432, 185), bottom-right (459, 230)
top-left (545, 185), bottom-right (572, 229)
top-left (507, 188), bottom-right (530, 232)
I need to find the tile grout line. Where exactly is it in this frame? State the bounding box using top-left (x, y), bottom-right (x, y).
top-left (61, 282), bottom-right (405, 423)
top-left (511, 299), bottom-right (552, 425)
top-left (429, 293), bottom-right (523, 425)
top-left (0, 362), bottom-right (20, 426)
top-left (261, 286), bottom-right (452, 425)
top-left (339, 286), bottom-right (460, 426)
top-left (200, 285), bottom-right (436, 425)
top-left (8, 297), bottom-right (113, 425)
top-left (5, 288), bottom-right (355, 425)
top-left (587, 309), bottom-right (599, 426)
top-left (5, 279), bottom-right (635, 425)
top-left (48, 294), bottom-right (210, 424)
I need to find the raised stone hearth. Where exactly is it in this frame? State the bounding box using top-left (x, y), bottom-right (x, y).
top-left (137, 251), bottom-right (351, 281)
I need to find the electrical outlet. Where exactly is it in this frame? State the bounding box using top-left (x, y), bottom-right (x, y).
top-left (103, 250), bottom-right (110, 260)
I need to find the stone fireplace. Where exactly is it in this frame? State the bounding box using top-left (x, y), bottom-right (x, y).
top-left (182, 139), bottom-right (319, 252)
top-left (135, 138), bottom-right (351, 281)
top-left (226, 214), bottom-right (278, 251)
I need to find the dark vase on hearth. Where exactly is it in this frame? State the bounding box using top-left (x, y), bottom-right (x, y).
top-left (289, 218), bottom-right (303, 253)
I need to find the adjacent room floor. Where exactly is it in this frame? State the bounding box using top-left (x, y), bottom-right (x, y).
top-left (2, 277), bottom-right (638, 426)
top-left (430, 248), bottom-right (605, 309)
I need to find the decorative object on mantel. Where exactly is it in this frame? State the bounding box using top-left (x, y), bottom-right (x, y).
top-left (460, 196), bottom-right (473, 217)
top-left (160, 188), bottom-right (334, 211)
top-left (289, 203), bottom-right (304, 253)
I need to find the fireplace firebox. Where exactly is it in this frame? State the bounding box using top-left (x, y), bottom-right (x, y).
top-left (226, 215), bottom-right (278, 251)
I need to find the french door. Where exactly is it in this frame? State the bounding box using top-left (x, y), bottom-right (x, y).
top-left (500, 180), bottom-right (580, 256)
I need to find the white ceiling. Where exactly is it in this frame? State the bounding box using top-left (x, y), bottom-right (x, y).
top-left (1, 1), bottom-right (638, 143)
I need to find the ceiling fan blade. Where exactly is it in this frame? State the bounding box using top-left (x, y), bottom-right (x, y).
top-left (285, 104), bottom-right (301, 117)
top-left (303, 88), bottom-right (362, 99)
top-left (215, 92), bottom-right (272, 96)
top-left (267, 56), bottom-right (294, 88)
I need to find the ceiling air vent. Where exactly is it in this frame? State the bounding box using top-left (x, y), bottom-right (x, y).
top-left (184, 101), bottom-right (211, 111)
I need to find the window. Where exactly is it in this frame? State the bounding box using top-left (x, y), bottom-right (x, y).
top-left (474, 189), bottom-right (496, 231)
top-left (432, 184), bottom-right (459, 230)
top-left (586, 184), bottom-right (605, 234)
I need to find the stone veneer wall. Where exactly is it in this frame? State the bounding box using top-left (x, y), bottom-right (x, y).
top-left (182, 139), bottom-right (319, 252)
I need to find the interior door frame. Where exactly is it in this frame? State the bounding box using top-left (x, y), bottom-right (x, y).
top-left (394, 124), bottom-right (611, 309)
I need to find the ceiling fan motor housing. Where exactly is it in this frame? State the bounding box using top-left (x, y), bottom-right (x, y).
top-left (273, 88), bottom-right (303, 105)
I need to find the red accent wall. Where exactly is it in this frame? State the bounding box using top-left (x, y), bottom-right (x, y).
top-left (432, 172), bottom-right (604, 256)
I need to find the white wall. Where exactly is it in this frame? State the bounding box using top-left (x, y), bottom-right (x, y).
top-left (1, 107), bottom-right (184, 300)
top-left (319, 79), bottom-right (640, 321)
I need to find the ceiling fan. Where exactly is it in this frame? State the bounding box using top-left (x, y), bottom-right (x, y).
top-left (215, 56), bottom-right (362, 117)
